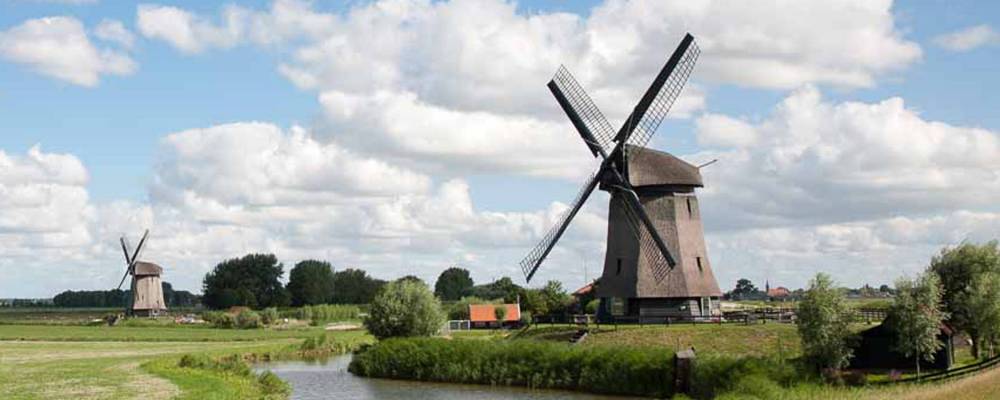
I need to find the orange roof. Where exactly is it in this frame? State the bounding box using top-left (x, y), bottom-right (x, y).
top-left (573, 283), bottom-right (594, 296)
top-left (767, 287), bottom-right (791, 297)
top-left (469, 304), bottom-right (521, 322)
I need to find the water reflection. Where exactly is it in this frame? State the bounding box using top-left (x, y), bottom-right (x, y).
top-left (255, 355), bottom-right (641, 400)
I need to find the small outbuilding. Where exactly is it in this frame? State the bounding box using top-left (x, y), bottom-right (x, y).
top-left (849, 319), bottom-right (954, 370)
top-left (469, 303), bottom-right (521, 329)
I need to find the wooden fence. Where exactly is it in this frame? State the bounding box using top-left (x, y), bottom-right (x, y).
top-left (874, 353), bottom-right (1000, 385)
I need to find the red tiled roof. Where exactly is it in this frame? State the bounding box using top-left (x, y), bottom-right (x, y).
top-left (469, 304), bottom-right (521, 322)
top-left (573, 283), bottom-right (594, 296)
top-left (767, 287), bottom-right (791, 297)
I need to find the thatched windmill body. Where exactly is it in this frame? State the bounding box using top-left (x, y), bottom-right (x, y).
top-left (117, 230), bottom-right (167, 316)
top-left (520, 33), bottom-right (722, 319)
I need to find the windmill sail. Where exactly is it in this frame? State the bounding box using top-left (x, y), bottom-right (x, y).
top-left (520, 171), bottom-right (602, 282)
top-left (548, 66), bottom-right (617, 157)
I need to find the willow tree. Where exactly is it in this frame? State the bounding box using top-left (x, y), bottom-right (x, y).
top-left (797, 273), bottom-right (856, 371)
top-left (890, 272), bottom-right (948, 379)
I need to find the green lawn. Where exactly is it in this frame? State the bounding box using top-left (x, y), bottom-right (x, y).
top-left (0, 324), bottom-right (369, 399)
top-left (517, 322), bottom-right (803, 358)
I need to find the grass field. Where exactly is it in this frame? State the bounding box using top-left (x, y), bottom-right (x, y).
top-left (518, 323), bottom-right (803, 358)
top-left (0, 323), bottom-right (370, 400)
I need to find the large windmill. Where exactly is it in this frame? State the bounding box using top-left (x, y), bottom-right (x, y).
top-left (116, 229), bottom-right (167, 317)
top-left (520, 33), bottom-right (722, 318)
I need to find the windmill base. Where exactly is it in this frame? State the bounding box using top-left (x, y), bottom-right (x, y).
top-left (597, 296), bottom-right (720, 321)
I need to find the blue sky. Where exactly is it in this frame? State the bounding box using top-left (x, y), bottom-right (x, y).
top-left (1, 0), bottom-right (998, 297)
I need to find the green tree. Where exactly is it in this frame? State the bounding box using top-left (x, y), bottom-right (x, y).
top-left (797, 273), bottom-right (856, 371)
top-left (470, 277), bottom-right (521, 303)
top-left (929, 241), bottom-right (1000, 358)
top-left (967, 272), bottom-right (1000, 358)
top-left (540, 280), bottom-right (572, 315)
top-left (396, 275), bottom-right (426, 286)
top-left (890, 272), bottom-right (948, 378)
top-left (732, 278), bottom-right (758, 300)
top-left (331, 268), bottom-right (386, 304)
top-left (364, 280), bottom-right (445, 340)
top-left (494, 305), bottom-right (507, 329)
top-left (286, 260), bottom-right (335, 306)
top-left (434, 267), bottom-right (474, 301)
top-left (202, 253), bottom-right (290, 309)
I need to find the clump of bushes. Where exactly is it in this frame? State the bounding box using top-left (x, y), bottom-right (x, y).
top-left (177, 354), bottom-right (289, 398)
top-left (689, 355), bottom-right (804, 399)
top-left (349, 337), bottom-right (674, 397)
top-left (364, 280), bottom-right (445, 339)
top-left (260, 307), bottom-right (279, 325)
top-left (282, 304), bottom-right (361, 325)
top-left (201, 311), bottom-right (236, 328)
top-left (236, 310), bottom-right (262, 329)
top-left (299, 333), bottom-right (360, 357)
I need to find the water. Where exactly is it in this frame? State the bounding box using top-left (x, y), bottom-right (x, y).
top-left (255, 355), bottom-right (641, 400)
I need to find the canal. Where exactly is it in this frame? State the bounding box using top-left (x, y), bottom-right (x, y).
top-left (255, 354), bottom-right (642, 400)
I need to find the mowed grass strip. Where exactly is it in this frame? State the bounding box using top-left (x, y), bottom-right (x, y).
top-left (0, 323), bottom-right (330, 342)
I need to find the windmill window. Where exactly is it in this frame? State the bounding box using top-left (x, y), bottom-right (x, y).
top-left (696, 257), bottom-right (703, 272)
top-left (686, 198), bottom-right (693, 218)
top-left (616, 258), bottom-right (622, 276)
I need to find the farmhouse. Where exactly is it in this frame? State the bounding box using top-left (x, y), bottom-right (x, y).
top-left (468, 304), bottom-right (521, 329)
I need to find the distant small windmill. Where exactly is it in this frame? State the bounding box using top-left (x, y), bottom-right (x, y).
top-left (520, 33), bottom-right (722, 318)
top-left (116, 229), bottom-right (167, 317)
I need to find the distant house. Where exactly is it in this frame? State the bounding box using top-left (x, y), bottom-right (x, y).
top-left (469, 303), bottom-right (521, 329)
top-left (766, 286), bottom-right (791, 300)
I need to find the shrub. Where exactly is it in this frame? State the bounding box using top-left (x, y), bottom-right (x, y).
top-left (364, 280), bottom-right (445, 340)
top-left (257, 371), bottom-right (291, 397)
top-left (260, 307), bottom-right (279, 325)
top-left (202, 311), bottom-right (236, 328)
top-left (585, 299), bottom-right (600, 314)
top-left (349, 337), bottom-right (674, 397)
top-left (236, 310), bottom-right (262, 329)
top-left (689, 355), bottom-right (802, 399)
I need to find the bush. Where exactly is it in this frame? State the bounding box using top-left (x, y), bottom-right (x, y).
top-left (689, 355), bottom-right (803, 399)
top-left (202, 311), bottom-right (236, 328)
top-left (364, 280), bottom-right (445, 340)
top-left (236, 310), bottom-right (262, 329)
top-left (585, 299), bottom-right (600, 314)
top-left (349, 338), bottom-right (674, 397)
top-left (257, 371), bottom-right (291, 397)
top-left (260, 307), bottom-right (279, 325)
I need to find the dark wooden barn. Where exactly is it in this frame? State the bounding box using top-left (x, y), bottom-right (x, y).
top-left (849, 320), bottom-right (954, 370)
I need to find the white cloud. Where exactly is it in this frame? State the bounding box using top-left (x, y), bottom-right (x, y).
top-left (136, 4), bottom-right (245, 54)
top-left (135, 0), bottom-right (919, 179)
top-left (0, 16), bottom-right (136, 86)
top-left (934, 25), bottom-right (1000, 52)
top-left (93, 19), bottom-right (135, 49)
top-left (689, 87), bottom-right (1000, 288)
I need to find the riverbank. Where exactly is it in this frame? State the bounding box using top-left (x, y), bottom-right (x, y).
top-left (0, 323), bottom-right (371, 399)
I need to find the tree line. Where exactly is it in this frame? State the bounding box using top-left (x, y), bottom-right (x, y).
top-left (51, 282), bottom-right (199, 308)
top-left (200, 254), bottom-right (582, 319)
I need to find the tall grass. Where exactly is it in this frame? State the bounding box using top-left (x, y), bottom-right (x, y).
top-left (349, 337), bottom-right (675, 397)
top-left (282, 304), bottom-right (361, 325)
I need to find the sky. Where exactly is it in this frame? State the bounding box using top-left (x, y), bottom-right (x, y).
top-left (1, 0), bottom-right (998, 297)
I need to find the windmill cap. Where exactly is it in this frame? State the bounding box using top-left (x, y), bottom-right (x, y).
top-left (133, 261), bottom-right (163, 276)
top-left (625, 144), bottom-right (703, 187)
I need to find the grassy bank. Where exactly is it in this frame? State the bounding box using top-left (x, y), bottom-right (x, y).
top-left (349, 337), bottom-right (677, 397)
top-left (0, 324), bottom-right (371, 399)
